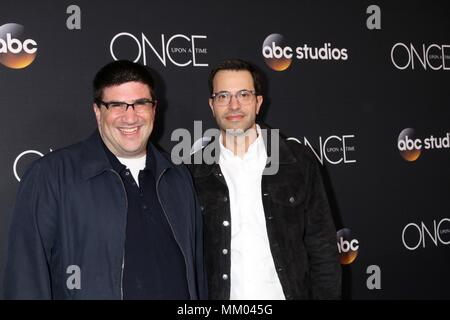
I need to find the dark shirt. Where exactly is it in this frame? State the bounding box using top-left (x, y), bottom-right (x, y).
top-left (103, 143), bottom-right (189, 299)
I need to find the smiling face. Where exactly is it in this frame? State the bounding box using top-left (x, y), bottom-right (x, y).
top-left (209, 70), bottom-right (263, 135)
top-left (93, 81), bottom-right (155, 158)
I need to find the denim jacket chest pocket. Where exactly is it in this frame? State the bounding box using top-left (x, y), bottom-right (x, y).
top-left (270, 188), bottom-right (305, 208)
top-left (268, 185), bottom-right (305, 210)
top-left (264, 182), bottom-right (308, 229)
top-left (262, 183), bottom-right (308, 252)
top-left (263, 166), bottom-right (307, 208)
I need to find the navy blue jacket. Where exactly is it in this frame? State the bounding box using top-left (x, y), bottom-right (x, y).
top-left (3, 130), bottom-right (207, 299)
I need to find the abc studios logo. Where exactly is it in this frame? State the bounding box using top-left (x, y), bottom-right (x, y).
top-left (0, 23), bottom-right (37, 69)
top-left (262, 34), bottom-right (292, 71)
top-left (261, 33), bottom-right (348, 71)
top-left (397, 128), bottom-right (450, 161)
top-left (336, 228), bottom-right (359, 265)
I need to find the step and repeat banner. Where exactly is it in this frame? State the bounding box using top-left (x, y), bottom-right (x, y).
top-left (0, 0), bottom-right (449, 299)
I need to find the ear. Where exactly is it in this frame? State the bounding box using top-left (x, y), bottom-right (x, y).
top-left (256, 95), bottom-right (263, 115)
top-left (93, 103), bottom-right (101, 125)
top-left (209, 98), bottom-right (215, 117)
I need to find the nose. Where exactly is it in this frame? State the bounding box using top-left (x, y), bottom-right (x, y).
top-left (228, 94), bottom-right (241, 110)
top-left (121, 105), bottom-right (139, 123)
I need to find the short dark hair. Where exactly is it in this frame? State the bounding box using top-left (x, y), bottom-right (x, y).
top-left (93, 60), bottom-right (156, 102)
top-left (208, 59), bottom-right (263, 95)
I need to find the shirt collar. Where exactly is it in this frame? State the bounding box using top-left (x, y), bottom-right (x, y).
top-left (101, 138), bottom-right (157, 177)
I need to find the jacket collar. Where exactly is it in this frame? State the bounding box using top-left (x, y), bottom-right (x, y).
top-left (260, 123), bottom-right (297, 165)
top-left (193, 123), bottom-right (297, 178)
top-left (80, 129), bottom-right (173, 180)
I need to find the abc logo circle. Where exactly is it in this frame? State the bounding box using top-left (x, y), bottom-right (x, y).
top-left (397, 128), bottom-right (421, 161)
top-left (0, 23), bottom-right (37, 69)
top-left (336, 228), bottom-right (359, 265)
top-left (262, 33), bottom-right (292, 71)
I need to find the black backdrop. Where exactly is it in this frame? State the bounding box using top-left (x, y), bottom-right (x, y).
top-left (0, 0), bottom-right (449, 299)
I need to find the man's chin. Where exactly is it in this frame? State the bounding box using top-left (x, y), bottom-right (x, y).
top-left (117, 143), bottom-right (146, 157)
top-left (121, 150), bottom-right (146, 158)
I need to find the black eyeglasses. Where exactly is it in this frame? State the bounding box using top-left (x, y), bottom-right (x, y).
top-left (95, 98), bottom-right (156, 113)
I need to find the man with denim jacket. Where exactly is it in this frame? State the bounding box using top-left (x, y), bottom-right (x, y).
top-left (189, 59), bottom-right (341, 300)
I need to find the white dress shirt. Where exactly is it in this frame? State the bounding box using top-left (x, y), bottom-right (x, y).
top-left (219, 125), bottom-right (285, 300)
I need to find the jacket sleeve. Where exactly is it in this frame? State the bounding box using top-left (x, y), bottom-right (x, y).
top-left (3, 161), bottom-right (57, 299)
top-left (185, 164), bottom-right (208, 299)
top-left (303, 158), bottom-right (342, 299)
top-left (193, 192), bottom-right (208, 300)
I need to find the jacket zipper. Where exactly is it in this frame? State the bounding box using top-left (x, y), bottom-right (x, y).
top-left (155, 168), bottom-right (191, 299)
top-left (108, 169), bottom-right (128, 300)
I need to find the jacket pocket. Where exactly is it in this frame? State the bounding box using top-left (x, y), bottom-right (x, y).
top-left (270, 187), bottom-right (305, 209)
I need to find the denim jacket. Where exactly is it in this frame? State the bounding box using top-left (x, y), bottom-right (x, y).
top-left (189, 125), bottom-right (341, 300)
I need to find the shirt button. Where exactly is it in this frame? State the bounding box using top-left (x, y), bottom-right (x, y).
top-left (289, 196), bottom-right (295, 204)
top-left (223, 196), bottom-right (228, 202)
top-left (142, 205), bottom-right (147, 210)
top-left (222, 249), bottom-right (228, 255)
top-left (222, 274), bottom-right (228, 280)
top-left (125, 171), bottom-right (130, 176)
top-left (267, 216), bottom-right (274, 220)
top-left (277, 267), bottom-right (284, 272)
top-left (222, 220), bottom-right (230, 227)
top-left (200, 206), bottom-right (204, 211)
